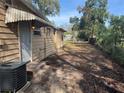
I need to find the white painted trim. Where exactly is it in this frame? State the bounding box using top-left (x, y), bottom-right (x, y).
top-left (30, 22), bottom-right (33, 63)
top-left (17, 22), bottom-right (22, 62)
top-left (18, 22), bottom-right (32, 62)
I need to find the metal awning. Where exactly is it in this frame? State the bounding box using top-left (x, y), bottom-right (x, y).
top-left (5, 7), bottom-right (50, 25)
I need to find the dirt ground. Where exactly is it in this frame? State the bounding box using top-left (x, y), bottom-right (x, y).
top-left (24, 42), bottom-right (124, 93)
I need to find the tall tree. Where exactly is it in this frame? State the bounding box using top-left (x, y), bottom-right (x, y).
top-left (69, 16), bottom-right (80, 42)
top-left (36, 0), bottom-right (60, 16)
top-left (110, 15), bottom-right (124, 47)
top-left (70, 16), bottom-right (80, 31)
top-left (70, 17), bottom-right (79, 24)
top-left (78, 0), bottom-right (108, 38)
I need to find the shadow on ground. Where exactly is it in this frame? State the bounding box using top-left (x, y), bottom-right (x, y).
top-left (24, 43), bottom-right (124, 93)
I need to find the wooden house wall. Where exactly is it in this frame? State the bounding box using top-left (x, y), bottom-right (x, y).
top-left (55, 31), bottom-right (64, 49)
top-left (45, 27), bottom-right (56, 57)
top-left (32, 27), bottom-right (56, 64)
top-left (0, 0), bottom-right (19, 64)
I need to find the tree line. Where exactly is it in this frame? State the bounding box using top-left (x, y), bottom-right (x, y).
top-left (70, 0), bottom-right (124, 64)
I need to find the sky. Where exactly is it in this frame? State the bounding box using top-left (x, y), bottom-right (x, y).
top-left (48, 0), bottom-right (124, 27)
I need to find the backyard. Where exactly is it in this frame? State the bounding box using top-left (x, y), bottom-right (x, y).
top-left (22, 42), bottom-right (124, 93)
top-left (1, 0), bottom-right (124, 93)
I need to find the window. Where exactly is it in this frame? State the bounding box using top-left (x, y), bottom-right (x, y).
top-left (33, 28), bottom-right (41, 36)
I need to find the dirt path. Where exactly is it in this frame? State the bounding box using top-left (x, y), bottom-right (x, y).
top-left (24, 43), bottom-right (124, 93)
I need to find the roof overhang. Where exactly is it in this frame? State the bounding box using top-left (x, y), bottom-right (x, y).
top-left (58, 28), bottom-right (67, 32)
top-left (18, 0), bottom-right (45, 19)
top-left (5, 7), bottom-right (51, 26)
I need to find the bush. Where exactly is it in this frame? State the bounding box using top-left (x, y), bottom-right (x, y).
top-left (112, 47), bottom-right (124, 64)
top-left (96, 29), bottom-right (124, 65)
top-left (77, 32), bottom-right (88, 41)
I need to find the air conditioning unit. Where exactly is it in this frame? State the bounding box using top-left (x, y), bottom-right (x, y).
top-left (0, 62), bottom-right (28, 92)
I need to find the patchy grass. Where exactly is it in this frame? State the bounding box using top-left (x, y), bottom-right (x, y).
top-left (64, 40), bottom-right (73, 45)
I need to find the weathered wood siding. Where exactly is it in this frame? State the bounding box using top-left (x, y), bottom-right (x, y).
top-left (32, 27), bottom-right (56, 64)
top-left (55, 30), bottom-right (64, 49)
top-left (0, 0), bottom-right (19, 64)
top-left (45, 27), bottom-right (56, 57)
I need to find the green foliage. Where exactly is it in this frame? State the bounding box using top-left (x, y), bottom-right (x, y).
top-left (77, 0), bottom-right (124, 64)
top-left (79, 16), bottom-right (86, 29)
top-left (79, 0), bottom-right (108, 38)
top-left (77, 31), bottom-right (88, 41)
top-left (70, 16), bottom-right (79, 24)
top-left (64, 32), bottom-right (72, 35)
top-left (96, 16), bottom-right (124, 64)
top-left (112, 48), bottom-right (124, 64)
top-left (69, 16), bottom-right (80, 41)
top-left (36, 0), bottom-right (60, 16)
top-left (72, 23), bottom-right (80, 31)
top-left (70, 16), bottom-right (80, 31)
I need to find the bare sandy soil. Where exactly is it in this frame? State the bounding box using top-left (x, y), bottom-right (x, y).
top-left (24, 43), bottom-right (124, 93)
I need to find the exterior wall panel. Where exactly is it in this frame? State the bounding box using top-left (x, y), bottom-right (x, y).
top-left (0, 1), bottom-right (19, 64)
top-left (32, 27), bottom-right (56, 64)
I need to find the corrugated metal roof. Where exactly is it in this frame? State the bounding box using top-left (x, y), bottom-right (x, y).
top-left (5, 7), bottom-right (49, 25)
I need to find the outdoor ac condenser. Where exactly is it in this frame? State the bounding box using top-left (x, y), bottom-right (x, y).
top-left (0, 62), bottom-right (27, 92)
